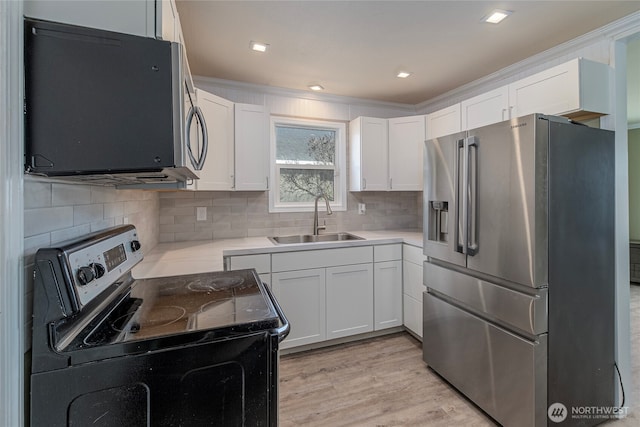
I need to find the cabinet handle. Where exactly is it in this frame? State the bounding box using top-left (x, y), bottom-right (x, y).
top-left (501, 108), bottom-right (507, 121)
top-left (389, 178), bottom-right (393, 190)
top-left (231, 174), bottom-right (236, 189)
top-left (266, 176), bottom-right (269, 190)
top-left (363, 178), bottom-right (367, 190)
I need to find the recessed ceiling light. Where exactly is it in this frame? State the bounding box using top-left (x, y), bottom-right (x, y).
top-left (483, 9), bottom-right (512, 24)
top-left (250, 41), bottom-right (269, 52)
top-left (308, 84), bottom-right (324, 91)
top-left (396, 71), bottom-right (412, 79)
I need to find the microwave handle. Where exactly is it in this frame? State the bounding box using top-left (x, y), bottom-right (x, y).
top-left (194, 106), bottom-right (208, 170)
top-left (185, 106), bottom-right (208, 171)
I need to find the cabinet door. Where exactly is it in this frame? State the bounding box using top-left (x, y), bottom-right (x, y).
top-left (24, 0), bottom-right (156, 38)
top-left (157, 0), bottom-right (178, 41)
top-left (461, 86), bottom-right (510, 130)
top-left (326, 264), bottom-right (374, 339)
top-left (402, 259), bottom-right (425, 301)
top-left (426, 104), bottom-right (461, 140)
top-left (402, 258), bottom-right (424, 338)
top-left (272, 269), bottom-right (326, 349)
top-left (234, 104), bottom-right (269, 191)
top-left (403, 295), bottom-right (423, 338)
top-left (388, 116), bottom-right (425, 191)
top-left (350, 117), bottom-right (388, 191)
top-left (509, 60), bottom-right (580, 118)
top-left (194, 89), bottom-right (234, 190)
top-left (374, 260), bottom-right (403, 330)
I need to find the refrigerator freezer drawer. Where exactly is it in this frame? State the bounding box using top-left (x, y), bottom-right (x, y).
top-left (424, 261), bottom-right (547, 335)
top-left (423, 292), bottom-right (547, 427)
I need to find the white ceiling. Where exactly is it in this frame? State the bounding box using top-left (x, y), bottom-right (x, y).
top-left (175, 0), bottom-right (640, 105)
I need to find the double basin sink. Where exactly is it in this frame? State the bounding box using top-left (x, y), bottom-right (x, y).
top-left (268, 232), bottom-right (364, 245)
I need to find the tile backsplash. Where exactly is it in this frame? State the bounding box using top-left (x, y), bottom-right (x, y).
top-left (159, 191), bottom-right (422, 242)
top-left (22, 178), bottom-right (159, 349)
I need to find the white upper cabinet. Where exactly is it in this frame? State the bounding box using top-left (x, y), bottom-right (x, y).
top-left (388, 115), bottom-right (425, 191)
top-left (460, 58), bottom-right (612, 131)
top-left (350, 116), bottom-right (423, 192)
top-left (24, 0), bottom-right (179, 41)
top-left (191, 89), bottom-right (234, 191)
top-left (426, 104), bottom-right (461, 140)
top-left (193, 100), bottom-right (269, 191)
top-left (187, 94), bottom-right (270, 192)
top-left (349, 117), bottom-right (389, 191)
top-left (461, 86), bottom-right (510, 131)
top-left (234, 104), bottom-right (269, 191)
top-left (509, 58), bottom-right (610, 119)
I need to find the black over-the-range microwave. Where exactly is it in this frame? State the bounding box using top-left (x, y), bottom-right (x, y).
top-left (23, 18), bottom-right (208, 187)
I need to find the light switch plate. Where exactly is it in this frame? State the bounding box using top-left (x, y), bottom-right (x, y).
top-left (358, 203), bottom-right (366, 215)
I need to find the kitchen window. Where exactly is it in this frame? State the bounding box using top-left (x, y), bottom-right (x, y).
top-left (269, 117), bottom-right (346, 213)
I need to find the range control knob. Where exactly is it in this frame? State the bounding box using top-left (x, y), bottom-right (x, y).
top-left (131, 240), bottom-right (142, 252)
top-left (77, 266), bottom-right (95, 286)
top-left (91, 263), bottom-right (106, 279)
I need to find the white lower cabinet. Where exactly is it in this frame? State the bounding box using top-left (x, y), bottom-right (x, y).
top-left (272, 269), bottom-right (326, 349)
top-left (326, 264), bottom-right (374, 339)
top-left (374, 260), bottom-right (403, 330)
top-left (225, 253), bottom-right (271, 287)
top-left (402, 244), bottom-right (426, 339)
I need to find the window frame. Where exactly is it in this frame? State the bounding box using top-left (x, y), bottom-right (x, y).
top-left (269, 116), bottom-right (347, 213)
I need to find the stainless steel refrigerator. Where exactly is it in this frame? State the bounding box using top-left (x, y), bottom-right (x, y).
top-left (422, 114), bottom-right (615, 427)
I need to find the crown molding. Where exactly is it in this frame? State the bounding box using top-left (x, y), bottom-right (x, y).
top-left (192, 75), bottom-right (416, 112)
top-left (416, 11), bottom-right (640, 112)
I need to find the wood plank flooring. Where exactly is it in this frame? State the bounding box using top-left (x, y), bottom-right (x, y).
top-left (279, 285), bottom-right (640, 426)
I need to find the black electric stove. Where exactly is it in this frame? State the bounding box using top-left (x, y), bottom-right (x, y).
top-left (30, 225), bottom-right (289, 427)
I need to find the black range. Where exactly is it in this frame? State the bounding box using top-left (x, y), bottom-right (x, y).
top-left (30, 225), bottom-right (289, 427)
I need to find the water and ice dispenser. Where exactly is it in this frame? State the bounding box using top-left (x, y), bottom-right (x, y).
top-left (427, 201), bottom-right (448, 243)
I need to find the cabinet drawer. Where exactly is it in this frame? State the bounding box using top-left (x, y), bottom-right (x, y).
top-left (272, 246), bottom-right (373, 272)
top-left (402, 244), bottom-right (424, 265)
top-left (374, 244), bottom-right (402, 262)
top-left (227, 254), bottom-right (270, 274)
top-left (423, 293), bottom-right (546, 427)
top-left (425, 262), bottom-right (547, 335)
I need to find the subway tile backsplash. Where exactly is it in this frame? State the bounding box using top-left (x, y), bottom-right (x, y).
top-left (21, 181), bottom-right (422, 351)
top-left (158, 191), bottom-right (422, 243)
top-left (22, 178), bottom-right (159, 350)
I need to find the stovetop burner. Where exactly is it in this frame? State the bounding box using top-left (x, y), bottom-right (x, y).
top-left (187, 275), bottom-right (245, 292)
top-left (72, 269), bottom-right (278, 350)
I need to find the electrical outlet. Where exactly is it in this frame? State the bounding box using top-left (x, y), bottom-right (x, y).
top-left (358, 203), bottom-right (366, 215)
top-left (123, 216), bottom-right (129, 224)
top-left (196, 207), bottom-right (207, 221)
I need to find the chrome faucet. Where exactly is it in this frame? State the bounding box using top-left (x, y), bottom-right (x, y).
top-left (313, 194), bottom-right (333, 235)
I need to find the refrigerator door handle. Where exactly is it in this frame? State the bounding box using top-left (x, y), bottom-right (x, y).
top-left (456, 138), bottom-right (467, 254)
top-left (467, 136), bottom-right (479, 256)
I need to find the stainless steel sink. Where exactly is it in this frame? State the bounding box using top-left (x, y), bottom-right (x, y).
top-left (268, 232), bottom-right (364, 245)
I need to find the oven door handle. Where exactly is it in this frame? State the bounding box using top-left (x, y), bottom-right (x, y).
top-left (262, 284), bottom-right (290, 342)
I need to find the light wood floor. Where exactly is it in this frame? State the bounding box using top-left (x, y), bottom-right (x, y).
top-left (279, 285), bottom-right (640, 427)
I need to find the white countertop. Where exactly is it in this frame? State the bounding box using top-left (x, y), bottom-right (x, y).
top-left (132, 229), bottom-right (423, 279)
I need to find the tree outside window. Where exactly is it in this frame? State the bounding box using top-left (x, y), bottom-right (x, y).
top-left (270, 118), bottom-right (346, 212)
